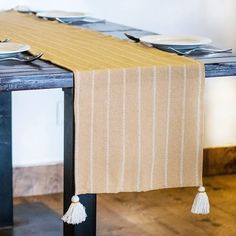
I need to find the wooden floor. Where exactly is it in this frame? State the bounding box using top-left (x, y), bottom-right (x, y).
top-left (10, 175), bottom-right (236, 236)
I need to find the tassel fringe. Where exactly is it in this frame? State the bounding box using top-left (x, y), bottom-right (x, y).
top-left (62, 187), bottom-right (209, 223)
top-left (62, 195), bottom-right (87, 224)
top-left (191, 186), bottom-right (210, 214)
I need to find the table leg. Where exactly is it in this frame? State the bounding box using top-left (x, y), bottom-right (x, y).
top-left (0, 92), bottom-right (13, 228)
top-left (63, 88), bottom-right (97, 236)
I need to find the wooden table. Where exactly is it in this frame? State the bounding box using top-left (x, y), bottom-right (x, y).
top-left (1, 18), bottom-right (236, 236)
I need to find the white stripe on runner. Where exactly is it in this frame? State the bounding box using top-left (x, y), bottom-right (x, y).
top-left (180, 65), bottom-right (187, 186)
top-left (137, 67), bottom-right (142, 191)
top-left (164, 65), bottom-right (172, 188)
top-left (120, 68), bottom-right (126, 191)
top-left (195, 63), bottom-right (203, 186)
top-left (90, 71), bottom-right (95, 192)
top-left (150, 66), bottom-right (157, 189)
top-left (106, 69), bottom-right (111, 192)
top-left (74, 73), bottom-right (80, 192)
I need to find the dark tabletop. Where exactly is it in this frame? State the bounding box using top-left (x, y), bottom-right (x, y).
top-left (1, 17), bottom-right (236, 92)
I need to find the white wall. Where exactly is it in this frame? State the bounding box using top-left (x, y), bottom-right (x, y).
top-left (0, 0), bottom-right (18, 11)
top-left (0, 0), bottom-right (235, 166)
top-left (12, 89), bottom-right (64, 167)
top-left (205, 77), bottom-right (236, 147)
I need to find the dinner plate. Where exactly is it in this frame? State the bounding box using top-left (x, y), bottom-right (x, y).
top-left (14, 5), bottom-right (32, 13)
top-left (14, 5), bottom-right (43, 14)
top-left (140, 35), bottom-right (212, 49)
top-left (0, 43), bottom-right (30, 55)
top-left (36, 11), bottom-right (88, 19)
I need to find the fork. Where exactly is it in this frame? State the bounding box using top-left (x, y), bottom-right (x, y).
top-left (0, 52), bottom-right (43, 62)
top-left (168, 47), bottom-right (232, 55)
top-left (124, 33), bottom-right (233, 55)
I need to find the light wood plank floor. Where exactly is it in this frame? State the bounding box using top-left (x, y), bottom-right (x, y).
top-left (14, 175), bottom-right (236, 236)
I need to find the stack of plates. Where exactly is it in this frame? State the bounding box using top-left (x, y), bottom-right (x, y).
top-left (139, 35), bottom-right (212, 50)
top-left (36, 11), bottom-right (88, 20)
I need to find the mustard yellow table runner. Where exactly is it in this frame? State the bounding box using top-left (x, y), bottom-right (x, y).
top-left (0, 12), bottom-right (204, 195)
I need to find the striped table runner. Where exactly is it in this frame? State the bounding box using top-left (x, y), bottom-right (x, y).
top-left (0, 11), bottom-right (204, 194)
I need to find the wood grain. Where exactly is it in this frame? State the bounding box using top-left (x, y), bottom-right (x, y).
top-left (0, 59), bottom-right (73, 92)
top-left (203, 147), bottom-right (236, 176)
top-left (204, 61), bottom-right (236, 78)
top-left (13, 174), bottom-right (236, 236)
top-left (13, 164), bottom-right (63, 197)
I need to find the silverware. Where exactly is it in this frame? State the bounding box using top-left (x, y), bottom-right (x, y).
top-left (0, 38), bottom-right (11, 43)
top-left (168, 47), bottom-right (232, 55)
top-left (124, 33), bottom-right (140, 42)
top-left (124, 33), bottom-right (233, 56)
top-left (56, 18), bottom-right (106, 24)
top-left (124, 33), bottom-right (153, 47)
top-left (0, 52), bottom-right (43, 62)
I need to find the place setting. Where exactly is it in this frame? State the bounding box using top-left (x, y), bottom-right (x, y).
top-left (15, 8), bottom-right (136, 32)
top-left (35, 10), bottom-right (135, 32)
top-left (124, 33), bottom-right (233, 57)
top-left (35, 11), bottom-right (103, 24)
top-left (15, 7), bottom-right (106, 25)
top-left (9, 7), bottom-right (235, 58)
top-left (0, 39), bottom-right (43, 63)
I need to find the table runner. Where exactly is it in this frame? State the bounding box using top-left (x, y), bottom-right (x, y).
top-left (0, 11), bottom-right (205, 205)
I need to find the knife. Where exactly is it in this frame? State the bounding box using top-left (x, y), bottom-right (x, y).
top-left (124, 33), bottom-right (140, 42)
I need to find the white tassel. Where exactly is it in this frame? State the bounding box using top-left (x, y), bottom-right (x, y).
top-left (61, 195), bottom-right (87, 224)
top-left (191, 186), bottom-right (210, 214)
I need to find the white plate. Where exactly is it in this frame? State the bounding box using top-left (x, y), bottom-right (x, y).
top-left (0, 43), bottom-right (30, 55)
top-left (14, 5), bottom-right (32, 13)
top-left (140, 35), bottom-right (212, 49)
top-left (14, 5), bottom-right (43, 13)
top-left (36, 11), bottom-right (88, 19)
